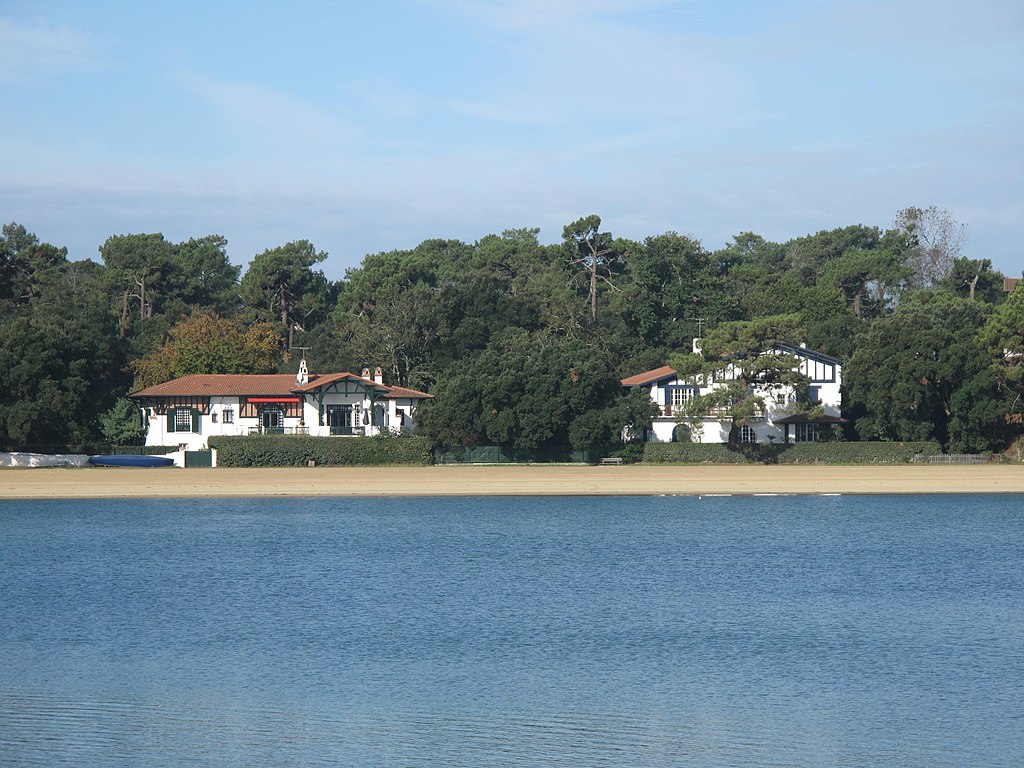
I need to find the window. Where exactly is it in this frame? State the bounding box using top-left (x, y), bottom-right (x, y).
top-left (211, 411), bottom-right (218, 423)
top-left (222, 408), bottom-right (234, 424)
top-left (261, 407), bottom-right (284, 433)
top-left (670, 388), bottom-right (695, 407)
top-left (168, 407), bottom-right (199, 434)
top-left (772, 390), bottom-right (797, 406)
top-left (175, 409), bottom-right (192, 430)
top-left (739, 425), bottom-right (756, 444)
top-left (666, 387), bottom-right (696, 414)
top-left (794, 423), bottom-right (819, 443)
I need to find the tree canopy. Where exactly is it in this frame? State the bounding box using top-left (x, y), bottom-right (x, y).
top-left (241, 240), bottom-right (331, 349)
top-left (416, 329), bottom-right (623, 452)
top-left (132, 312), bottom-right (283, 389)
top-left (1, 205), bottom-right (1017, 455)
top-left (845, 294), bottom-right (1007, 451)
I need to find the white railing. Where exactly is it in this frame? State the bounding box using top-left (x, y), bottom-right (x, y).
top-left (247, 426), bottom-right (311, 436)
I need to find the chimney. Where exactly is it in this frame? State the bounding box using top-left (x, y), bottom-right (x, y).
top-left (361, 367), bottom-right (370, 380)
top-left (296, 358), bottom-right (309, 386)
top-left (373, 366), bottom-right (384, 384)
top-left (692, 338), bottom-right (702, 354)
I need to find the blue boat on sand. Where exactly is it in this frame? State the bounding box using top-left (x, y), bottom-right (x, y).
top-left (88, 455), bottom-right (175, 468)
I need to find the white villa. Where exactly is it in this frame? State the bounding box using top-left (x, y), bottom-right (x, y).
top-left (130, 362), bottom-right (431, 451)
top-left (622, 341), bottom-right (844, 444)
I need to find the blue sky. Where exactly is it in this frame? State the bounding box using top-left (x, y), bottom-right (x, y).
top-left (3, 0), bottom-right (1022, 280)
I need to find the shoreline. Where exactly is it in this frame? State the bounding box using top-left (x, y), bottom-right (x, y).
top-left (1, 464), bottom-right (1023, 499)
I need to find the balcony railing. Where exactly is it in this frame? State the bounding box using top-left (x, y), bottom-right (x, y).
top-left (661, 404), bottom-right (766, 420)
top-left (329, 426), bottom-right (367, 436)
top-left (248, 426), bottom-right (310, 436)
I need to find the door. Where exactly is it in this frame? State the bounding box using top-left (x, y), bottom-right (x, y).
top-left (261, 407), bottom-right (284, 434)
top-left (327, 405), bottom-right (353, 435)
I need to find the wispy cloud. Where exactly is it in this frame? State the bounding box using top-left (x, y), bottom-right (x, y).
top-left (186, 78), bottom-right (336, 134)
top-left (179, 73), bottom-right (358, 167)
top-left (430, 2), bottom-right (740, 130)
top-left (2, 2), bottom-right (1020, 280)
top-left (433, 0), bottom-right (679, 30)
top-left (0, 17), bottom-right (105, 83)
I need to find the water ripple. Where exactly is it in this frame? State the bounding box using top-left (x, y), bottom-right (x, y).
top-left (1, 495), bottom-right (1022, 767)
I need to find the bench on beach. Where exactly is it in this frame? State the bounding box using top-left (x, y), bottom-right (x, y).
top-left (599, 457), bottom-right (624, 465)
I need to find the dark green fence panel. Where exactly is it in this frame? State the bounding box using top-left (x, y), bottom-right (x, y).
top-left (185, 450), bottom-right (213, 468)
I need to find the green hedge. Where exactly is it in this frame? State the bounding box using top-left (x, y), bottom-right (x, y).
top-left (643, 441), bottom-right (942, 465)
top-left (435, 445), bottom-right (597, 464)
top-left (208, 435), bottom-right (434, 467)
top-left (3, 443), bottom-right (179, 456)
top-left (115, 445), bottom-right (182, 455)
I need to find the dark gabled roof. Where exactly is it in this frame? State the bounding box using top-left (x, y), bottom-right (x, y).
top-left (772, 342), bottom-right (843, 366)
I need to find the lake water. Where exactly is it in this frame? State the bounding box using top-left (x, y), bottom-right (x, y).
top-left (1, 494), bottom-right (1021, 767)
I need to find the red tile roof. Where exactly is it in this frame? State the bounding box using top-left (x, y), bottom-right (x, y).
top-left (620, 365), bottom-right (677, 387)
top-left (131, 372), bottom-right (433, 400)
top-left (384, 385), bottom-right (432, 399)
top-left (131, 374), bottom-right (305, 398)
top-left (292, 372), bottom-right (389, 394)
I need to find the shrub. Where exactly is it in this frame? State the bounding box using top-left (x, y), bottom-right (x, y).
top-left (7, 443), bottom-right (180, 456)
top-left (643, 441), bottom-right (942, 464)
top-left (607, 441), bottom-right (647, 464)
top-left (434, 444), bottom-right (594, 464)
top-left (208, 435), bottom-right (434, 467)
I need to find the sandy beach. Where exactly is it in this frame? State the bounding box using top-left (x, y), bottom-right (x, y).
top-left (1, 464), bottom-right (1022, 499)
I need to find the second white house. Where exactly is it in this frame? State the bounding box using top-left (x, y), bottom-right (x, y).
top-left (621, 341), bottom-right (844, 444)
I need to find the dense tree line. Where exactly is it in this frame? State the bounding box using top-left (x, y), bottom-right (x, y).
top-left (1, 209), bottom-right (1020, 454)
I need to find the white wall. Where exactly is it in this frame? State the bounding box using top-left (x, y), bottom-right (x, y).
top-left (143, 393), bottom-right (426, 447)
top-left (636, 347), bottom-right (842, 444)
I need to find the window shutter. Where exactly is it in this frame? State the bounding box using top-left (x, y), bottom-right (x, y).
top-left (192, 408), bottom-right (201, 434)
top-left (167, 410), bottom-right (176, 433)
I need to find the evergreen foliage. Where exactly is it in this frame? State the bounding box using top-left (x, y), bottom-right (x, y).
top-left (643, 441), bottom-right (942, 464)
top-left (845, 294), bottom-right (1008, 452)
top-left (2, 207), bottom-right (1019, 456)
top-left (978, 285), bottom-right (1024, 425)
top-left (209, 435), bottom-right (433, 466)
top-left (100, 398), bottom-right (146, 445)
